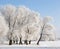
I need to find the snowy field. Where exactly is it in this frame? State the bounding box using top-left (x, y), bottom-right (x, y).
top-left (0, 41), bottom-right (60, 47)
top-left (0, 47), bottom-right (60, 49)
top-left (0, 41), bottom-right (60, 49)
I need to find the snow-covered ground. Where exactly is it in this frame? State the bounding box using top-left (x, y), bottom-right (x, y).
top-left (0, 41), bottom-right (60, 47)
top-left (0, 47), bottom-right (59, 49)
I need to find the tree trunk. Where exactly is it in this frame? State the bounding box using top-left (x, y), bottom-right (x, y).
top-left (24, 40), bottom-right (28, 45)
top-left (37, 33), bottom-right (42, 45)
top-left (9, 39), bottom-right (12, 45)
top-left (13, 40), bottom-right (15, 44)
top-left (29, 40), bottom-right (31, 44)
top-left (19, 38), bottom-right (22, 45)
top-left (37, 24), bottom-right (45, 45)
top-left (16, 39), bottom-right (18, 44)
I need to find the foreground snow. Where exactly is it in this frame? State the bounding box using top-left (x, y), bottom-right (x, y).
top-left (0, 41), bottom-right (60, 47)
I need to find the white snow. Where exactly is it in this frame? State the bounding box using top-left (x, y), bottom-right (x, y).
top-left (0, 41), bottom-right (60, 47)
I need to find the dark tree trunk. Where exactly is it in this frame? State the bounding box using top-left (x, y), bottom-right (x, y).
top-left (37, 33), bottom-right (42, 45)
top-left (24, 40), bottom-right (28, 45)
top-left (19, 38), bottom-right (23, 45)
top-left (13, 40), bottom-right (15, 44)
top-left (9, 39), bottom-right (12, 45)
top-left (16, 39), bottom-right (18, 44)
top-left (37, 24), bottom-right (45, 45)
top-left (29, 40), bottom-right (31, 44)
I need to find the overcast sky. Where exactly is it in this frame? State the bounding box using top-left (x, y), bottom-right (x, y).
top-left (0, 0), bottom-right (60, 38)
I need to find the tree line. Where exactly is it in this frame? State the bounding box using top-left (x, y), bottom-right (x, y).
top-left (0, 5), bottom-right (56, 45)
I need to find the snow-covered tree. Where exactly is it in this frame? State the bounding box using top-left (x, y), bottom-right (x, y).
top-left (37, 16), bottom-right (55, 45)
top-left (0, 5), bottom-right (55, 45)
top-left (18, 7), bottom-right (41, 45)
top-left (12, 6), bottom-right (41, 45)
top-left (0, 13), bottom-right (8, 43)
top-left (41, 24), bottom-right (55, 41)
top-left (0, 5), bottom-right (17, 45)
